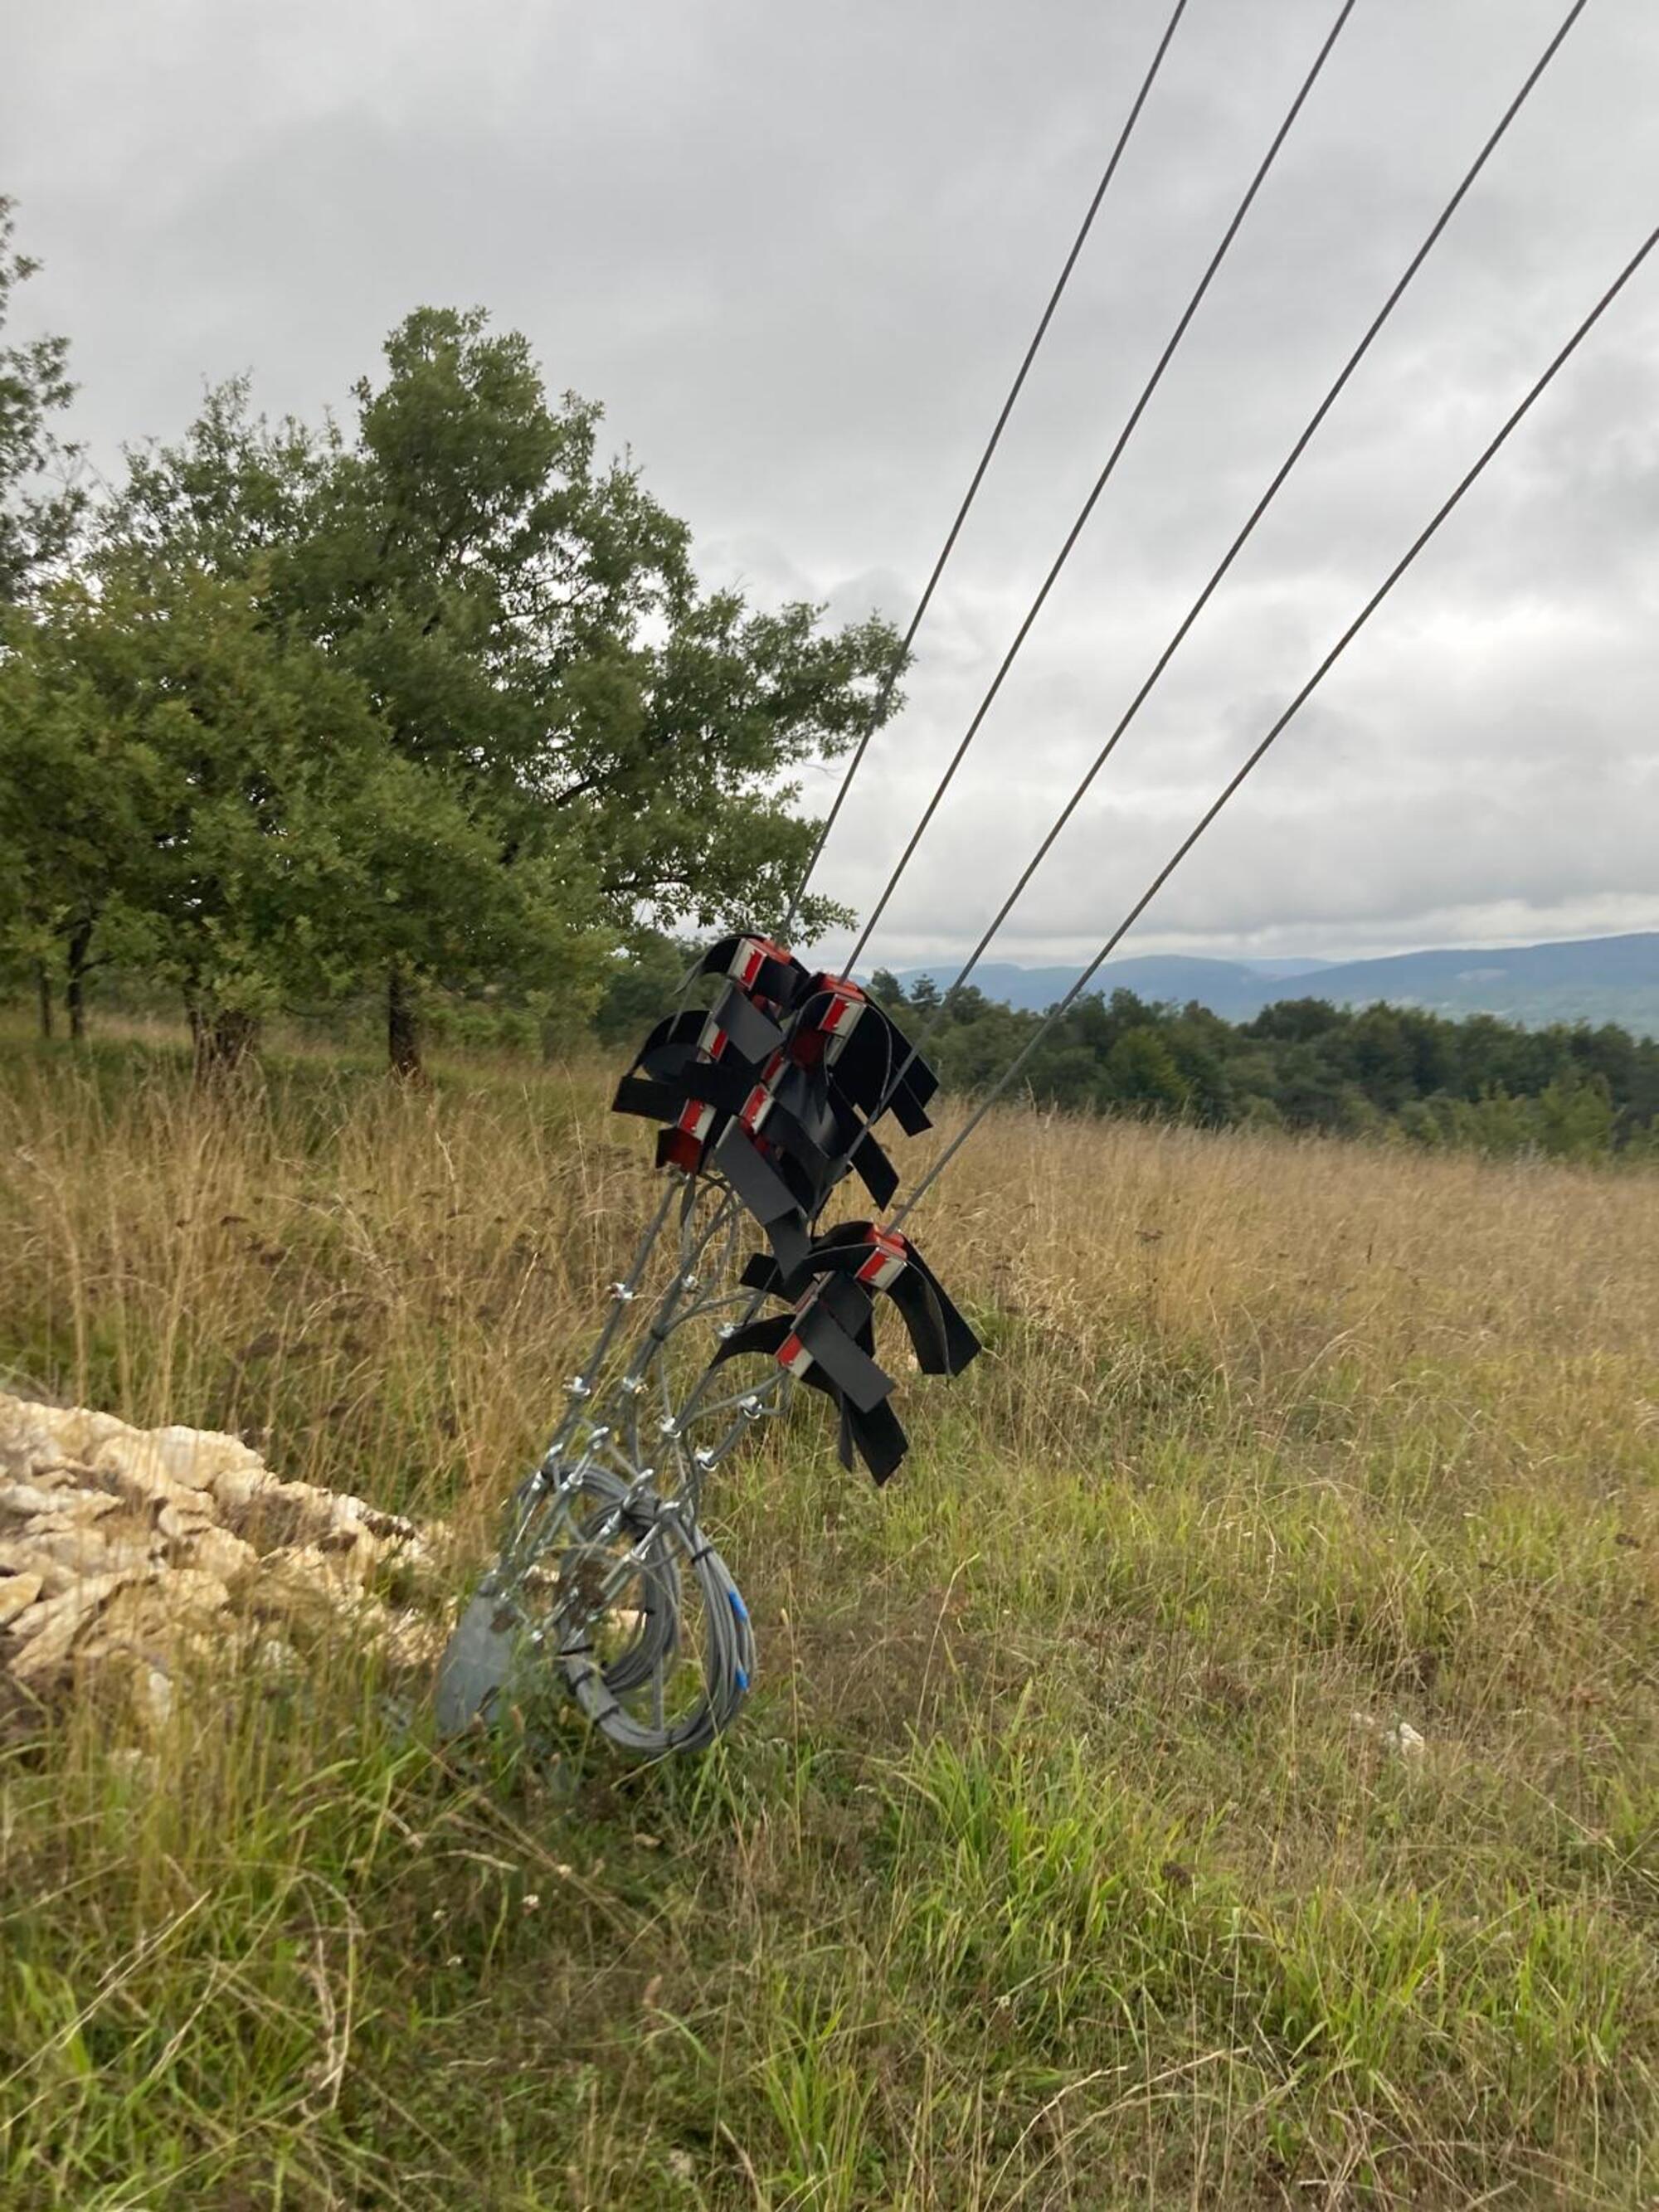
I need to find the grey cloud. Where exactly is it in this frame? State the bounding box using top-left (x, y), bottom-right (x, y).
top-left (5, 0), bottom-right (1657, 972)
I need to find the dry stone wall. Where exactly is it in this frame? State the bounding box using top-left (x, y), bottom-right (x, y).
top-left (0, 1392), bottom-right (445, 1729)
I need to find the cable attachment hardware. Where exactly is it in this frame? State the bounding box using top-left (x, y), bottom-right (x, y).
top-left (713, 1222), bottom-right (980, 1483)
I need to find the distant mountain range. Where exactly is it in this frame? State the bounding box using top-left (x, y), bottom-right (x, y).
top-left (887, 933), bottom-right (1659, 1038)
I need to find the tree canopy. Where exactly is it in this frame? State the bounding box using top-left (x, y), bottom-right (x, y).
top-left (0, 196), bottom-right (82, 606)
top-left (868, 973), bottom-right (1659, 1163)
top-left (2, 216), bottom-right (902, 1068)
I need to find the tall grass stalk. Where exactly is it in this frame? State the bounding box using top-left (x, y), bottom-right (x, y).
top-left (1, 1032), bottom-right (1654, 2207)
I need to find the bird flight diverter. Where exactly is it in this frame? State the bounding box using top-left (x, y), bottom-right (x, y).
top-left (426, 0), bottom-right (1647, 1765)
top-left (435, 931), bottom-right (977, 1756)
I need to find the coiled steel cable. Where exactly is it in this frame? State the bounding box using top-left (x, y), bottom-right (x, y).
top-left (551, 1463), bottom-right (756, 1755)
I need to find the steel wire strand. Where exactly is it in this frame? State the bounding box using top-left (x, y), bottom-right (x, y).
top-left (498, 1173), bottom-right (737, 1598)
top-left (532, 0), bottom-right (1564, 1579)
top-left (844, 0), bottom-right (1361, 975)
top-left (458, 8), bottom-right (1216, 1747)
top-left (649, 0), bottom-right (1362, 1440)
top-left (859, 0), bottom-right (1590, 1116)
top-left (488, 24), bottom-right (1633, 1762)
top-left (541, 0), bottom-right (1226, 1495)
top-left (781, 0), bottom-right (1194, 938)
top-left (552, 1464), bottom-right (756, 1755)
top-left (892, 219), bottom-right (1659, 1228)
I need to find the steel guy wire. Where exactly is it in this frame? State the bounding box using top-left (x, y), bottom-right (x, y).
top-left (857, 0), bottom-right (1590, 1132)
top-left (892, 217), bottom-right (1659, 1227)
top-left (844, 0), bottom-right (1362, 975)
top-left (659, 0), bottom-right (1362, 1451)
top-left (540, 0), bottom-right (1554, 1497)
top-left (625, 4), bottom-right (1198, 1388)
top-left (780, 0), bottom-right (1194, 941)
top-left (462, 17), bottom-right (1646, 1760)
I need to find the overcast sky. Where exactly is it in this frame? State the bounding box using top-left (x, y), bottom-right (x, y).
top-left (5, 0), bottom-right (1657, 970)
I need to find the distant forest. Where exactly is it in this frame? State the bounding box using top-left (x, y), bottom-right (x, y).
top-left (859, 974), bottom-right (1659, 1164)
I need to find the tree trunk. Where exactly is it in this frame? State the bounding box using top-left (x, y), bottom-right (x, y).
top-left (66, 917), bottom-right (94, 1043)
top-left (36, 963), bottom-right (53, 1042)
top-left (189, 1003), bottom-right (260, 1081)
top-left (387, 964), bottom-right (423, 1079)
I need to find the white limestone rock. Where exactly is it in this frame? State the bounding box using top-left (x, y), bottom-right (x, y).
top-left (0, 1572), bottom-right (43, 1627)
top-left (0, 1392), bottom-right (445, 1718)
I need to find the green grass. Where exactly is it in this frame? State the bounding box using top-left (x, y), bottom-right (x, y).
top-left (1, 1034), bottom-right (1655, 2206)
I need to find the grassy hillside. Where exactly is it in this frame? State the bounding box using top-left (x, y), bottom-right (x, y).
top-left (1, 1033), bottom-right (1656, 2209)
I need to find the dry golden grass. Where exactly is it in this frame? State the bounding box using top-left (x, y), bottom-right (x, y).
top-left (1, 1028), bottom-right (1655, 2209)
